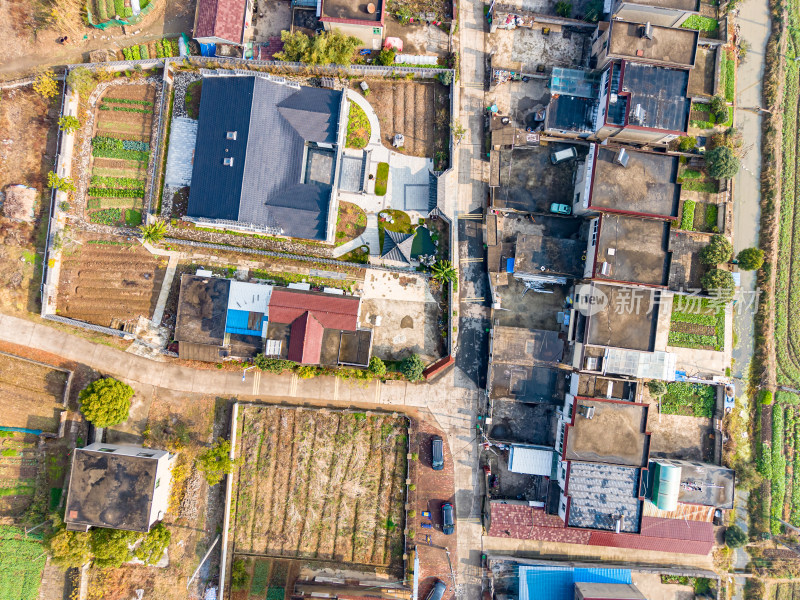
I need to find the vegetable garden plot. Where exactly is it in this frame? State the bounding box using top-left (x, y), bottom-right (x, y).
top-left (85, 85), bottom-right (155, 226)
top-left (231, 406), bottom-right (407, 570)
top-left (0, 526), bottom-right (45, 600)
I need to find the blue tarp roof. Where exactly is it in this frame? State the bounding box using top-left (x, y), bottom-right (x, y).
top-left (519, 566), bottom-right (631, 600)
top-left (224, 309), bottom-right (265, 337)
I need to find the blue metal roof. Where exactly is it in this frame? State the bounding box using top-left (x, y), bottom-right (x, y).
top-left (224, 309), bottom-right (265, 337)
top-left (519, 566), bottom-right (631, 600)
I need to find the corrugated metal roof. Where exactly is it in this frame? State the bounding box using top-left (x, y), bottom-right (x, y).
top-left (508, 446), bottom-right (554, 476)
top-left (519, 566), bottom-right (631, 600)
top-left (228, 281), bottom-right (272, 313)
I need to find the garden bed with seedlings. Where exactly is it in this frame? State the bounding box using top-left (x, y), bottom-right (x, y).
top-left (56, 232), bottom-right (167, 328)
top-left (668, 298), bottom-right (725, 351)
top-left (361, 80), bottom-right (450, 168)
top-left (336, 201), bottom-right (367, 245)
top-left (85, 84), bottom-right (157, 228)
top-left (230, 406), bottom-right (407, 573)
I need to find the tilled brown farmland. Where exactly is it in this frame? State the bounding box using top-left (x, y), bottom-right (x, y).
top-left (231, 406), bottom-right (408, 570)
top-left (366, 80), bottom-right (449, 158)
top-left (56, 236), bottom-right (166, 327)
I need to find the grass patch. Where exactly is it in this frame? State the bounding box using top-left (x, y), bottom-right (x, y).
top-left (724, 49), bottom-right (735, 102)
top-left (0, 525), bottom-right (46, 600)
top-left (705, 203), bottom-right (719, 230)
top-left (346, 103), bottom-right (370, 149)
top-left (661, 382), bottom-right (716, 417)
top-left (336, 201), bottom-right (367, 245)
top-left (125, 210), bottom-right (142, 227)
top-left (375, 162), bottom-right (389, 196)
top-left (338, 245), bottom-right (370, 264)
top-left (682, 180), bottom-right (719, 193)
top-left (250, 559), bottom-right (270, 596)
top-left (681, 14), bottom-right (719, 33)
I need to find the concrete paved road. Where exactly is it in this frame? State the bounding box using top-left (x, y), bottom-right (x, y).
top-left (731, 0), bottom-right (770, 381)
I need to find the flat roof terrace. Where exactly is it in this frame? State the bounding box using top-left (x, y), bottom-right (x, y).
top-left (584, 284), bottom-right (659, 352)
top-left (321, 0), bottom-right (382, 21)
top-left (590, 148), bottom-right (680, 218)
top-left (595, 215), bottom-right (670, 286)
top-left (608, 21), bottom-right (698, 68)
top-left (565, 398), bottom-right (650, 466)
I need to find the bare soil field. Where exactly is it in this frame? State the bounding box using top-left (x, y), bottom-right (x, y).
top-left (0, 352), bottom-right (68, 433)
top-left (56, 234), bottom-right (167, 328)
top-left (364, 80), bottom-right (449, 162)
top-left (231, 406), bottom-right (407, 572)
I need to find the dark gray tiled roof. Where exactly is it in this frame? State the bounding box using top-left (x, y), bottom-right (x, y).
top-left (188, 76), bottom-right (343, 240)
top-left (381, 229), bottom-right (415, 263)
top-left (567, 462), bottom-right (642, 533)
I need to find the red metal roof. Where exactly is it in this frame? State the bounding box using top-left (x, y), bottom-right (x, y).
top-left (194, 0), bottom-right (247, 44)
top-left (288, 312), bottom-right (324, 364)
top-left (269, 289), bottom-right (360, 331)
top-left (486, 503), bottom-right (714, 555)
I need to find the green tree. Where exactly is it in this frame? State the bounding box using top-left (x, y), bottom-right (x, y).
top-left (139, 220), bottom-right (166, 243)
top-left (368, 356), bottom-right (387, 377)
top-left (134, 523), bottom-right (171, 565)
top-left (700, 234), bottom-right (733, 266)
top-left (79, 378), bottom-right (134, 427)
top-left (646, 380), bottom-right (667, 399)
top-left (47, 171), bottom-right (76, 193)
top-left (700, 268), bottom-right (735, 300)
top-left (760, 390), bottom-right (774, 405)
top-left (555, 0), bottom-right (572, 17)
top-left (91, 527), bottom-right (139, 568)
top-left (451, 120), bottom-right (466, 144)
top-left (710, 95), bottom-right (728, 122)
top-left (725, 524), bottom-right (747, 548)
top-left (276, 30), bottom-right (362, 65)
top-left (737, 247), bottom-right (764, 271)
top-left (400, 354), bottom-right (425, 382)
top-left (706, 146), bottom-right (740, 179)
top-left (58, 115), bottom-right (81, 133)
top-left (677, 136), bottom-right (697, 152)
top-left (33, 69), bottom-right (58, 99)
top-left (197, 438), bottom-right (236, 486)
top-left (48, 529), bottom-right (91, 568)
top-left (67, 68), bottom-right (97, 99)
top-left (377, 48), bottom-right (396, 66)
top-left (431, 260), bottom-right (458, 285)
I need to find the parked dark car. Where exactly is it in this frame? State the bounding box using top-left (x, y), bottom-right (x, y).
top-left (441, 502), bottom-right (454, 535)
top-left (431, 436), bottom-right (444, 471)
top-left (425, 580), bottom-right (447, 600)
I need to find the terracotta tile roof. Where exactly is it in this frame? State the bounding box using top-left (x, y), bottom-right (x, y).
top-left (268, 289), bottom-right (360, 331)
top-left (486, 503), bottom-right (714, 556)
top-left (288, 312), bottom-right (324, 364)
top-left (194, 0), bottom-right (247, 44)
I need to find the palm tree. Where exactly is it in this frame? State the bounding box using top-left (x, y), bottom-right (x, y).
top-left (431, 260), bottom-right (457, 285)
top-left (139, 220), bottom-right (166, 244)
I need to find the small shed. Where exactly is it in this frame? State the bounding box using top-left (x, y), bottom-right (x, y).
top-left (2, 185), bottom-right (37, 222)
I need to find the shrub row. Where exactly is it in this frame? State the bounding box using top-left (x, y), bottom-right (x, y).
top-left (91, 147), bottom-right (149, 162)
top-left (88, 187), bottom-right (144, 198)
